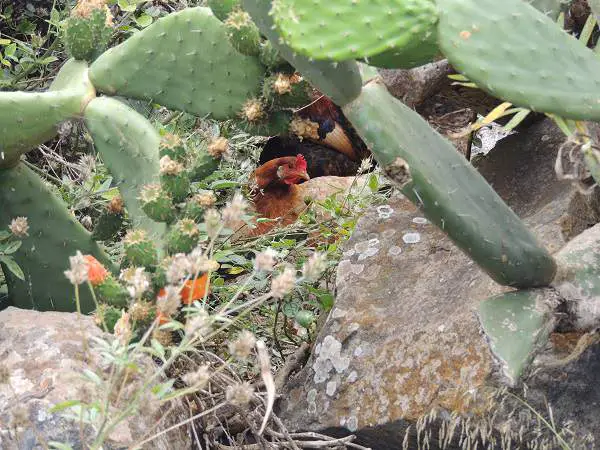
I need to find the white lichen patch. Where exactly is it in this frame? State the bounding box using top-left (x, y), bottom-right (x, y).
top-left (346, 415), bottom-right (359, 432)
top-left (312, 335), bottom-right (351, 384)
top-left (358, 246), bottom-right (379, 261)
top-left (343, 249), bottom-right (356, 258)
top-left (326, 381), bottom-right (337, 396)
top-left (377, 205), bottom-right (394, 219)
top-left (382, 229), bottom-right (397, 239)
top-left (412, 217), bottom-right (429, 224)
top-left (388, 246), bottom-right (402, 257)
top-left (402, 232), bottom-right (421, 244)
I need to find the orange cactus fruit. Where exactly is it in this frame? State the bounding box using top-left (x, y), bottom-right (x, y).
top-left (181, 273), bottom-right (210, 305)
top-left (84, 255), bottom-right (109, 286)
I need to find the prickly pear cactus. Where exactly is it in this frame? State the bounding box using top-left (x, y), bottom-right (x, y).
top-left (0, 6), bottom-right (264, 312)
top-left (62, 0), bottom-right (113, 61)
top-left (89, 7), bottom-right (265, 119)
top-left (243, 0), bottom-right (363, 106)
top-left (437, 0), bottom-right (600, 120)
top-left (0, 164), bottom-right (114, 313)
top-left (208, 0), bottom-right (241, 21)
top-left (84, 97), bottom-right (166, 240)
top-left (0, 60), bottom-right (94, 169)
top-left (271, 0), bottom-right (439, 67)
top-left (224, 10), bottom-right (262, 56)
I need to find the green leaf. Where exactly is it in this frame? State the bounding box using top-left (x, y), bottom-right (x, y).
top-left (0, 230), bottom-right (11, 241)
top-left (0, 39), bottom-right (12, 45)
top-left (5, 43), bottom-right (17, 58)
top-left (49, 442), bottom-right (75, 450)
top-left (502, 109), bottom-right (532, 132)
top-left (40, 56), bottom-right (59, 65)
top-left (151, 338), bottom-right (166, 359)
top-left (151, 379), bottom-right (175, 398)
top-left (82, 369), bottom-right (102, 385)
top-left (2, 240), bottom-right (21, 254)
top-left (118, 0), bottom-right (137, 12)
top-left (209, 180), bottom-right (240, 190)
top-left (368, 173), bottom-right (379, 192)
top-left (295, 309), bottom-right (315, 328)
top-left (317, 292), bottom-right (334, 311)
top-left (135, 13), bottom-right (153, 28)
top-left (50, 8), bottom-right (61, 25)
top-left (49, 400), bottom-right (82, 413)
top-left (0, 255), bottom-right (24, 280)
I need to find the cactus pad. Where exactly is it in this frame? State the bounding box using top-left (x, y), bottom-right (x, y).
top-left (89, 7), bottom-right (264, 119)
top-left (271, 0), bottom-right (438, 63)
top-left (207, 0), bottom-right (241, 21)
top-left (243, 0), bottom-right (362, 106)
top-left (343, 80), bottom-right (557, 288)
top-left (478, 289), bottom-right (556, 386)
top-left (0, 163), bottom-right (113, 313)
top-left (84, 97), bottom-right (166, 240)
top-left (438, 0), bottom-right (600, 121)
top-left (0, 60), bottom-right (94, 168)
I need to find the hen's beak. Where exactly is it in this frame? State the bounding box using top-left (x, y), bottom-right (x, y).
top-left (294, 170), bottom-right (310, 182)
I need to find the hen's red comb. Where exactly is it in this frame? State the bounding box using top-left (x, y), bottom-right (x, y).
top-left (295, 154), bottom-right (307, 171)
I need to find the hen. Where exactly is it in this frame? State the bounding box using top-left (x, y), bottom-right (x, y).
top-left (294, 94), bottom-right (372, 163)
top-left (259, 136), bottom-right (361, 179)
top-left (240, 154), bottom-right (364, 238)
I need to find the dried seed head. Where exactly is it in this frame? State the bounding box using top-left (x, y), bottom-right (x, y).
top-left (124, 229), bottom-right (148, 246)
top-left (178, 218), bottom-right (199, 237)
top-left (160, 133), bottom-right (182, 150)
top-left (302, 252), bottom-right (327, 282)
top-left (254, 248), bottom-right (278, 272)
top-left (182, 364), bottom-right (211, 389)
top-left (192, 190), bottom-right (217, 207)
top-left (64, 251), bottom-right (88, 285)
top-left (204, 209), bottom-right (222, 239)
top-left (185, 309), bottom-right (212, 340)
top-left (159, 155), bottom-right (184, 176)
top-left (272, 73), bottom-right (292, 95)
top-left (120, 267), bottom-right (150, 299)
top-left (72, 0), bottom-right (108, 19)
top-left (270, 266), bottom-right (296, 299)
top-left (290, 117), bottom-right (320, 141)
top-left (226, 382), bottom-right (255, 407)
top-left (152, 328), bottom-right (173, 347)
top-left (241, 99), bottom-right (265, 123)
top-left (9, 216), bottom-right (29, 238)
top-left (189, 248), bottom-right (219, 274)
top-left (107, 196), bottom-right (124, 214)
top-left (207, 137), bottom-right (230, 159)
top-left (156, 285), bottom-right (181, 317)
top-left (166, 253), bottom-right (193, 284)
top-left (130, 301), bottom-right (153, 322)
top-left (113, 310), bottom-right (132, 345)
top-left (228, 330), bottom-right (257, 360)
top-left (222, 192), bottom-right (248, 229)
top-left (139, 184), bottom-right (162, 203)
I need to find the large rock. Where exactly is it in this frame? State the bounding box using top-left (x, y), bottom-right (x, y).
top-left (278, 119), bottom-right (600, 448)
top-left (0, 307), bottom-right (189, 449)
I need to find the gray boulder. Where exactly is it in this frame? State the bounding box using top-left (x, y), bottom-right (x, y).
top-left (278, 119), bottom-right (600, 449)
top-left (0, 307), bottom-right (189, 449)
